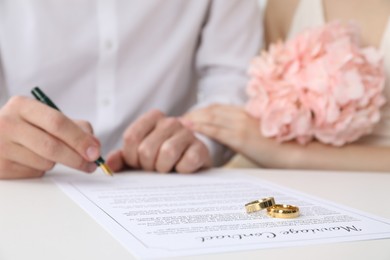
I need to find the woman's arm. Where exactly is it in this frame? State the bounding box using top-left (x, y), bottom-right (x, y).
top-left (184, 105), bottom-right (390, 172)
top-left (264, 0), bottom-right (299, 47)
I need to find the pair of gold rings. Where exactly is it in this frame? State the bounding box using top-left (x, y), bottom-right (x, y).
top-left (245, 197), bottom-right (300, 219)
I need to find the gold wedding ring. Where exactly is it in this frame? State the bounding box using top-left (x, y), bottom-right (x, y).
top-left (267, 204), bottom-right (300, 219)
top-left (245, 197), bottom-right (276, 213)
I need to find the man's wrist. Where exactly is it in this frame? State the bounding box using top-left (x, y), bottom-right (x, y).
top-left (195, 133), bottom-right (234, 167)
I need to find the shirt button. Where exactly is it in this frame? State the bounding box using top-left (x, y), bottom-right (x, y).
top-left (101, 99), bottom-right (111, 106)
top-left (105, 40), bottom-right (113, 50)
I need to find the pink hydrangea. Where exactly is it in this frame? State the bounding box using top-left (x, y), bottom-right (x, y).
top-left (246, 22), bottom-right (386, 146)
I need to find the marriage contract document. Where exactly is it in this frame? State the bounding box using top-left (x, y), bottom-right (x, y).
top-left (53, 169), bottom-right (390, 259)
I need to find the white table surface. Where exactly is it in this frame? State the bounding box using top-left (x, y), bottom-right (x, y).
top-left (0, 168), bottom-right (389, 260)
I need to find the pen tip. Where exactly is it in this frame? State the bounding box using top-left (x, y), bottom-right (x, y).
top-left (100, 163), bottom-right (114, 177)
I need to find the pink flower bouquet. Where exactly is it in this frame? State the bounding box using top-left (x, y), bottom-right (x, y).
top-left (246, 22), bottom-right (386, 146)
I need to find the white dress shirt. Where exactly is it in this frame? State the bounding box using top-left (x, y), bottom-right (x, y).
top-left (0, 0), bottom-right (262, 165)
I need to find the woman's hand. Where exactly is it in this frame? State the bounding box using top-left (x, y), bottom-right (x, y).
top-left (183, 104), bottom-right (298, 169)
top-left (183, 104), bottom-right (263, 157)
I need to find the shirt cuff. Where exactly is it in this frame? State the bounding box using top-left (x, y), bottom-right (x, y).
top-left (194, 132), bottom-right (234, 167)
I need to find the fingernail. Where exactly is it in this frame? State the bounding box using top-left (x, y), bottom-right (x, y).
top-left (86, 163), bottom-right (97, 173)
top-left (86, 146), bottom-right (99, 161)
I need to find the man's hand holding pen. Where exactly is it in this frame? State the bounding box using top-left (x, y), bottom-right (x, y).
top-left (0, 96), bottom-right (100, 179)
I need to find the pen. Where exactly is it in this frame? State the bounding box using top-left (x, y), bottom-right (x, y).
top-left (31, 86), bottom-right (113, 176)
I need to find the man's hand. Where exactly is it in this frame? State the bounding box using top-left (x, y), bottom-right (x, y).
top-left (107, 109), bottom-right (211, 173)
top-left (0, 96), bottom-right (101, 179)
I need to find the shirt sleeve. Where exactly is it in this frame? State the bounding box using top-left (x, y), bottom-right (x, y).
top-left (192, 0), bottom-right (263, 166)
